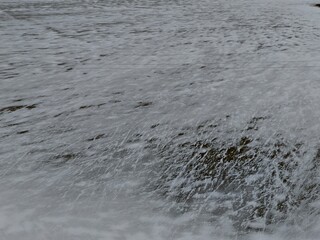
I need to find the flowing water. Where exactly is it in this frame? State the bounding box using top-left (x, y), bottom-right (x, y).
top-left (1, 0), bottom-right (320, 239)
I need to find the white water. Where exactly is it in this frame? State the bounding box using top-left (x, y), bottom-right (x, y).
top-left (1, 0), bottom-right (320, 239)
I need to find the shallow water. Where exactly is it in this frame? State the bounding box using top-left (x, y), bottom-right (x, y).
top-left (1, 0), bottom-right (320, 239)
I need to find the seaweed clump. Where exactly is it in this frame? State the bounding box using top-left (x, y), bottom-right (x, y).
top-left (148, 118), bottom-right (320, 232)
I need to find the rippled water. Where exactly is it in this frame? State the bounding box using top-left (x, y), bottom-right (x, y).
top-left (1, 0), bottom-right (320, 239)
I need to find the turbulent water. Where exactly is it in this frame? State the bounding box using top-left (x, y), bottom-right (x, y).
top-left (1, 0), bottom-right (320, 239)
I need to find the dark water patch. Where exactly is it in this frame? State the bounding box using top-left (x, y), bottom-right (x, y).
top-left (76, 29), bottom-right (90, 34)
top-left (0, 134), bottom-right (10, 139)
top-left (313, 4), bottom-right (320, 7)
top-left (0, 105), bottom-right (21, 112)
top-left (112, 91), bottom-right (125, 95)
top-left (246, 116), bottom-right (269, 131)
top-left (79, 103), bottom-right (106, 109)
top-left (87, 134), bottom-right (105, 141)
top-left (130, 29), bottom-right (155, 34)
top-left (109, 100), bottom-right (121, 103)
top-left (151, 124), bottom-right (160, 129)
top-left (79, 105), bottom-right (94, 109)
top-left (0, 104), bottom-right (37, 114)
top-left (80, 58), bottom-right (90, 63)
top-left (197, 121), bottom-right (218, 131)
top-left (59, 153), bottom-right (77, 161)
top-left (25, 104), bottom-right (37, 110)
top-left (123, 133), bottom-right (144, 146)
top-left (12, 99), bottom-right (25, 102)
top-left (21, 33), bottom-right (39, 37)
top-left (2, 75), bottom-right (18, 79)
top-left (53, 112), bottom-right (64, 118)
top-left (5, 121), bottom-right (28, 127)
top-left (17, 130), bottom-right (29, 134)
top-left (135, 101), bottom-right (152, 108)
top-left (96, 21), bottom-right (134, 26)
top-left (46, 26), bottom-right (63, 34)
top-left (43, 153), bottom-right (81, 168)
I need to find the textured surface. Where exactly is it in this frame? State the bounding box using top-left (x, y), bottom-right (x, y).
top-left (1, 0), bottom-right (320, 239)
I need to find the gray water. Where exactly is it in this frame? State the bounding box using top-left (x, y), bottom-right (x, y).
top-left (1, 0), bottom-right (320, 239)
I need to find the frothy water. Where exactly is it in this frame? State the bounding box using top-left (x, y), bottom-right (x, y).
top-left (1, 0), bottom-right (320, 239)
